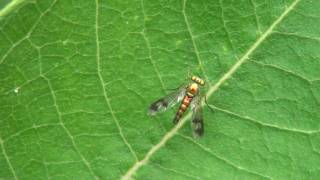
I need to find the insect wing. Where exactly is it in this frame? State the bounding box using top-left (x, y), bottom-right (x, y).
top-left (191, 95), bottom-right (204, 137)
top-left (148, 85), bottom-right (186, 116)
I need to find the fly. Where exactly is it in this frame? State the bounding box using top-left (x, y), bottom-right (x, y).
top-left (148, 75), bottom-right (205, 137)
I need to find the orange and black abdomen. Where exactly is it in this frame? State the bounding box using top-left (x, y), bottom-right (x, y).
top-left (173, 95), bottom-right (193, 124)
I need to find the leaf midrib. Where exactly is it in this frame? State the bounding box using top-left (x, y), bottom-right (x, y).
top-left (121, 0), bottom-right (301, 179)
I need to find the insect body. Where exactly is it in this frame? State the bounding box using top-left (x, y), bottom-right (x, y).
top-left (148, 76), bottom-right (205, 137)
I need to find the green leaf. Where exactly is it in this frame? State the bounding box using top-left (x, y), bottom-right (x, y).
top-left (1, 0), bottom-right (320, 179)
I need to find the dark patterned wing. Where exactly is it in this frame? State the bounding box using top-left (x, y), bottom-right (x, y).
top-left (148, 85), bottom-right (187, 116)
top-left (191, 95), bottom-right (204, 137)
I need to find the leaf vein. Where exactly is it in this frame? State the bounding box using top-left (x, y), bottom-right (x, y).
top-left (121, 0), bottom-right (301, 178)
top-left (249, 0), bottom-right (262, 34)
top-left (0, 0), bottom-right (58, 65)
top-left (182, 0), bottom-right (210, 85)
top-left (178, 134), bottom-right (271, 180)
top-left (218, 0), bottom-right (238, 60)
top-left (273, 31), bottom-right (320, 43)
top-left (0, 138), bottom-right (18, 180)
top-left (250, 60), bottom-right (312, 83)
top-left (95, 0), bottom-right (138, 162)
top-left (43, 75), bottom-right (100, 180)
top-left (153, 161), bottom-right (201, 180)
top-left (212, 105), bottom-right (319, 134)
top-left (141, 0), bottom-right (166, 91)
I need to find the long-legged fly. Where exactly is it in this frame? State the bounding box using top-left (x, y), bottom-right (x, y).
top-left (148, 76), bottom-right (205, 137)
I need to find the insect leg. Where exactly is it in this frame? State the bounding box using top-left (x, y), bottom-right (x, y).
top-left (204, 95), bottom-right (215, 113)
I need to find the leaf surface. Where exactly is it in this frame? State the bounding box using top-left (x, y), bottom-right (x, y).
top-left (0, 0), bottom-right (320, 179)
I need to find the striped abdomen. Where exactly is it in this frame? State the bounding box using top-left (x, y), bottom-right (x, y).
top-left (173, 94), bottom-right (193, 124)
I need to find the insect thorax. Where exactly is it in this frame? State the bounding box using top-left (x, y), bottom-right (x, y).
top-left (187, 83), bottom-right (199, 97)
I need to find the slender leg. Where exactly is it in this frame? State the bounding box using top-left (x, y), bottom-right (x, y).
top-left (204, 96), bottom-right (215, 113)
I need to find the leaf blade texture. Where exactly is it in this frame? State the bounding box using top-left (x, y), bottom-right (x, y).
top-left (1, 0), bottom-right (320, 179)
